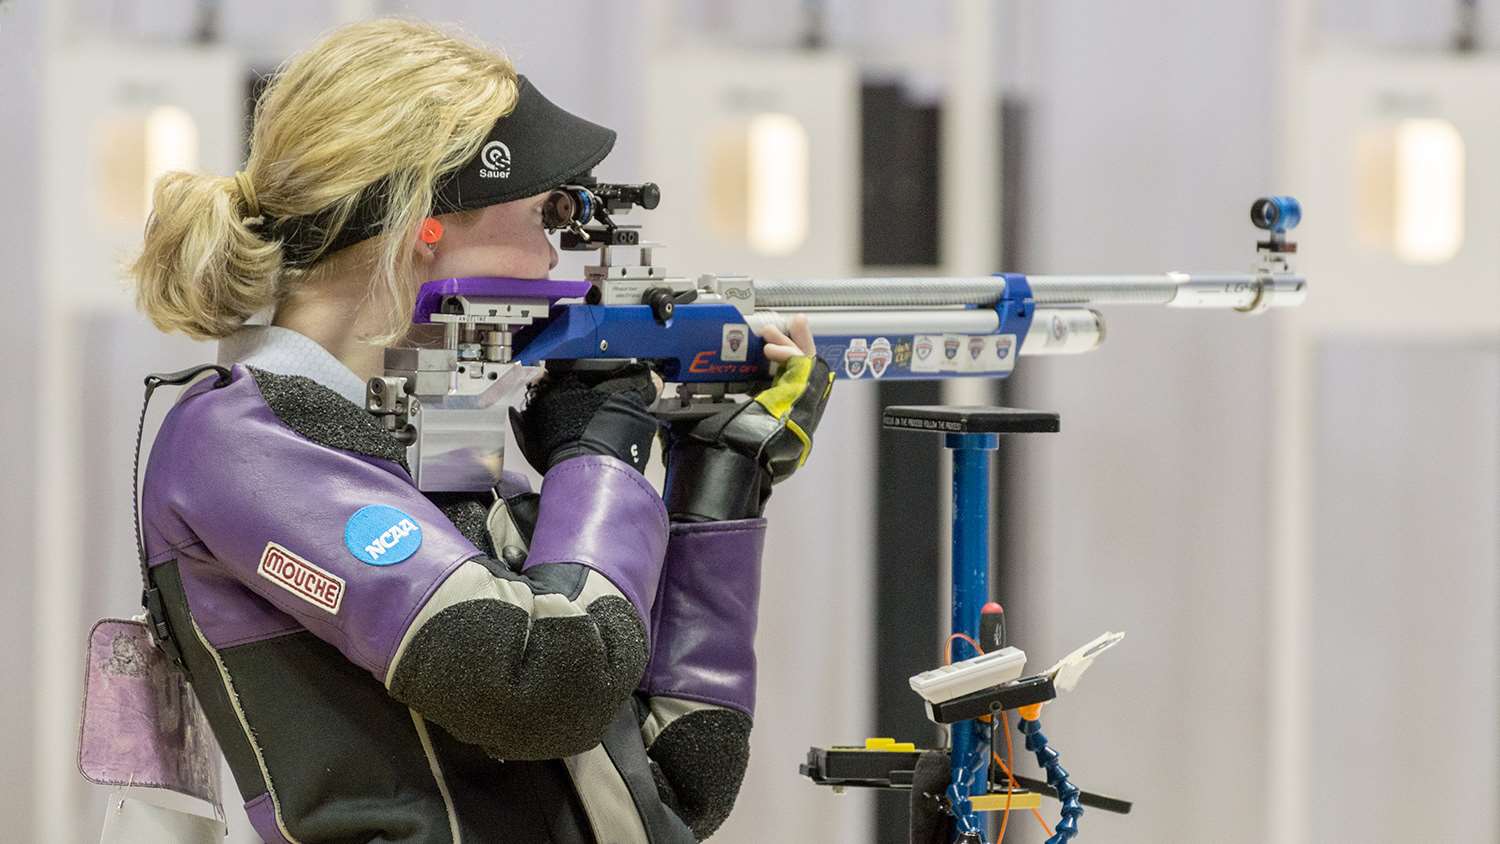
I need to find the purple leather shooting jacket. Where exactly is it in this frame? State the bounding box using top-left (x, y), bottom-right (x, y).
top-left (134, 357), bottom-right (763, 844)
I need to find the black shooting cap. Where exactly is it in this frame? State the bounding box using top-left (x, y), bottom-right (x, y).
top-left (274, 75), bottom-right (615, 265)
top-left (433, 75), bottom-right (616, 214)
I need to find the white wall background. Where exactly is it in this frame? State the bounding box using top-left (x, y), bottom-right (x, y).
top-left (1000, 5), bottom-right (1279, 843)
top-left (0, 2), bottom-right (44, 842)
top-left (1005, 3), bottom-right (1500, 844)
top-left (1310, 341), bottom-right (1499, 843)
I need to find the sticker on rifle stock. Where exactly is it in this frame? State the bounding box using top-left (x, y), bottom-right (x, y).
top-left (844, 338), bottom-right (869, 379)
top-left (868, 337), bottom-right (893, 378)
top-left (893, 339), bottom-right (913, 368)
top-left (956, 334), bottom-right (1020, 374)
top-left (912, 335), bottom-right (941, 374)
top-left (722, 325), bottom-right (748, 362)
top-left (258, 542), bottom-right (345, 614)
top-left (978, 334), bottom-right (1017, 373)
top-left (995, 335), bottom-right (1015, 364)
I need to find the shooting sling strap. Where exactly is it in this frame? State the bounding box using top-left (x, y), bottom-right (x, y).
top-left (132, 364), bottom-right (233, 670)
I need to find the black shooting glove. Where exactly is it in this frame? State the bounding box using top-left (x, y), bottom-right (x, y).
top-left (510, 363), bottom-right (660, 475)
top-left (664, 354), bottom-right (834, 522)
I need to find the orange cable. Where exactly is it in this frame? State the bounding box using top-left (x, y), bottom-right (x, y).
top-left (996, 711), bottom-right (1015, 842)
top-left (944, 632), bottom-right (985, 665)
top-left (993, 714), bottom-right (1052, 835)
top-left (990, 754), bottom-right (1050, 834)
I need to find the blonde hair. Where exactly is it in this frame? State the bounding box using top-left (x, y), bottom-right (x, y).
top-left (131, 19), bottom-right (519, 341)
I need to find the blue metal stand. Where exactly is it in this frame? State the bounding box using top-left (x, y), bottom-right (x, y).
top-left (946, 430), bottom-right (998, 833)
top-left (882, 405), bottom-right (1061, 844)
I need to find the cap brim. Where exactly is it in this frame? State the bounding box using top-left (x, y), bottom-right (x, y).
top-left (435, 75), bottom-right (616, 214)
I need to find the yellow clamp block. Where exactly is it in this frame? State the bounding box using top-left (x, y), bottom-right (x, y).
top-left (862, 737), bottom-right (917, 752)
top-left (971, 792), bottom-right (1043, 812)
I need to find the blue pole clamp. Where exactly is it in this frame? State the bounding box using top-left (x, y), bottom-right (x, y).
top-left (995, 273), bottom-right (1035, 347)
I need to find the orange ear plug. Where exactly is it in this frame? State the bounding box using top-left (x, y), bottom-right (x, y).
top-left (420, 218), bottom-right (444, 244)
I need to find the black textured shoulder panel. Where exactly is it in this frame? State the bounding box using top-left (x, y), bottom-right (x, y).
top-left (246, 366), bottom-right (408, 471)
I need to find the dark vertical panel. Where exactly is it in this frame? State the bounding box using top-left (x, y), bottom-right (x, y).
top-left (872, 379), bottom-right (944, 841)
top-left (863, 76), bottom-right (945, 841)
top-left (993, 100), bottom-right (1031, 644)
top-left (861, 83), bottom-right (941, 268)
top-left (863, 83), bottom-right (1023, 842)
top-left (998, 101), bottom-right (1030, 285)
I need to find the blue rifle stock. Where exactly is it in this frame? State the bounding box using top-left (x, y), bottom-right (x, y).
top-left (371, 196), bottom-right (1304, 492)
top-left (509, 273), bottom-right (1037, 384)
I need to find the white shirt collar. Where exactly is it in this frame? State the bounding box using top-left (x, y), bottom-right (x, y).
top-left (216, 325), bottom-right (368, 406)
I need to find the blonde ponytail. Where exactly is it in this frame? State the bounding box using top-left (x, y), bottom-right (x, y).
top-left (130, 19), bottom-right (520, 342)
top-left (132, 171), bottom-right (282, 340)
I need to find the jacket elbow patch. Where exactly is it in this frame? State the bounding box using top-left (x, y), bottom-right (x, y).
top-left (648, 709), bottom-right (753, 840)
top-left (388, 595), bottom-right (648, 761)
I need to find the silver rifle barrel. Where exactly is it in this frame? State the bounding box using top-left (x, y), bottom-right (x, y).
top-left (746, 308), bottom-right (1105, 356)
top-left (752, 272), bottom-right (1307, 310)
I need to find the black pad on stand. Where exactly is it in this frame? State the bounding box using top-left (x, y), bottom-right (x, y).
top-left (882, 405), bottom-right (1061, 435)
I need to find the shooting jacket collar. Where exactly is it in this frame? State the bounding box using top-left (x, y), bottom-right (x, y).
top-left (217, 324), bottom-right (367, 407)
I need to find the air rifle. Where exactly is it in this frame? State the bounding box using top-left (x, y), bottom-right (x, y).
top-left (367, 177), bottom-right (1304, 492)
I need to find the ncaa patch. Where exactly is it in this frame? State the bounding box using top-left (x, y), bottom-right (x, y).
top-left (345, 504), bottom-right (424, 566)
top-left (257, 542), bottom-right (345, 615)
